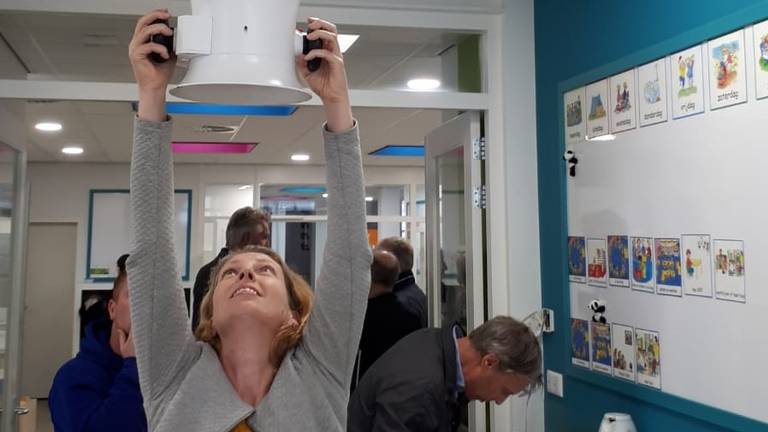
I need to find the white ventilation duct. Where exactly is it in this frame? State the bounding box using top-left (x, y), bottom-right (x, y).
top-left (169, 0), bottom-right (313, 105)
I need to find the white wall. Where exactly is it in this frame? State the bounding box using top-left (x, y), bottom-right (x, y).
top-left (502, 0), bottom-right (543, 430)
top-left (27, 161), bottom-right (425, 286)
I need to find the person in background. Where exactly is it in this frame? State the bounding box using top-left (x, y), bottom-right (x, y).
top-left (49, 254), bottom-right (146, 432)
top-left (348, 316), bottom-right (542, 432)
top-left (377, 237), bottom-right (428, 327)
top-left (191, 206), bottom-right (271, 329)
top-left (351, 250), bottom-right (421, 391)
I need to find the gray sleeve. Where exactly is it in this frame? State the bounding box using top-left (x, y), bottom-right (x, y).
top-left (127, 118), bottom-right (198, 422)
top-left (303, 122), bottom-right (373, 386)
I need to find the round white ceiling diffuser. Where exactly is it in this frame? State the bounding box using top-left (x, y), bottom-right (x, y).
top-left (169, 0), bottom-right (313, 105)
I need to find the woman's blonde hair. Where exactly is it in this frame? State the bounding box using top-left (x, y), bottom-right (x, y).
top-left (194, 245), bottom-right (314, 366)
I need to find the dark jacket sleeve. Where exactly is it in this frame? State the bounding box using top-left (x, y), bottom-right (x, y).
top-left (49, 359), bottom-right (147, 432)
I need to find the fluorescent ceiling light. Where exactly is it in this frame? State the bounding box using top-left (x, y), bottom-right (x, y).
top-left (165, 103), bottom-right (297, 116)
top-left (61, 146), bottom-right (84, 155)
top-left (172, 142), bottom-right (258, 154)
top-left (407, 78), bottom-right (441, 91)
top-left (291, 154), bottom-right (310, 162)
top-left (238, 185), bottom-right (252, 190)
top-left (280, 186), bottom-right (326, 194)
top-left (35, 122), bottom-right (62, 132)
top-left (369, 145), bottom-right (425, 157)
top-left (365, 196), bottom-right (374, 202)
top-left (587, 134), bottom-right (616, 142)
top-left (338, 34), bottom-right (360, 53)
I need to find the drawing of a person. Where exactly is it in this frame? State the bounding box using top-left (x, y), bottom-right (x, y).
top-left (685, 249), bottom-right (694, 277)
top-left (762, 35), bottom-right (768, 59)
top-left (622, 82), bottom-right (630, 109)
top-left (686, 56), bottom-right (695, 88)
top-left (678, 56), bottom-right (686, 88)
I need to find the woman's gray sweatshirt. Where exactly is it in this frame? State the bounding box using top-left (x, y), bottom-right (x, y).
top-left (127, 118), bottom-right (372, 431)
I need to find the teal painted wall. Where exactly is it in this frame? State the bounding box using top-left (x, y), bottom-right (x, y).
top-left (533, 1), bottom-right (768, 431)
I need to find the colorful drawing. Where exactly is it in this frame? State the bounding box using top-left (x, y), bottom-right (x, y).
top-left (644, 63), bottom-right (662, 103)
top-left (636, 329), bottom-right (661, 389)
top-left (589, 94), bottom-right (606, 120)
top-left (591, 322), bottom-right (612, 374)
top-left (587, 238), bottom-right (608, 286)
top-left (610, 70), bottom-right (637, 133)
top-left (631, 237), bottom-right (654, 292)
top-left (571, 318), bottom-right (590, 367)
top-left (568, 236), bottom-right (587, 282)
top-left (655, 238), bottom-right (682, 296)
top-left (708, 30), bottom-right (747, 109)
top-left (614, 81), bottom-right (632, 113)
top-left (586, 80), bottom-right (610, 137)
top-left (712, 41), bottom-right (739, 89)
top-left (714, 239), bottom-right (746, 302)
top-left (638, 59), bottom-right (668, 127)
top-left (681, 234), bottom-right (713, 297)
top-left (612, 324), bottom-right (636, 382)
top-left (754, 20), bottom-right (768, 100)
top-left (671, 45), bottom-right (705, 118)
top-left (761, 32), bottom-right (768, 72)
top-left (564, 87), bottom-right (587, 143)
top-left (608, 235), bottom-right (629, 287)
top-left (567, 96), bottom-right (582, 126)
top-left (677, 54), bottom-right (697, 97)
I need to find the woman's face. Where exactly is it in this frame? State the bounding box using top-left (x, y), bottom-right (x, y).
top-left (211, 252), bottom-right (296, 337)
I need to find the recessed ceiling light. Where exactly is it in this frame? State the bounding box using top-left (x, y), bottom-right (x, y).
top-left (291, 154), bottom-right (310, 162)
top-left (35, 122), bottom-right (62, 132)
top-left (322, 193), bottom-right (329, 198)
top-left (407, 78), bottom-right (441, 91)
top-left (338, 34), bottom-right (360, 53)
top-left (238, 185), bottom-right (252, 190)
top-left (365, 196), bottom-right (374, 202)
top-left (587, 134), bottom-right (616, 142)
top-left (61, 146), bottom-right (84, 155)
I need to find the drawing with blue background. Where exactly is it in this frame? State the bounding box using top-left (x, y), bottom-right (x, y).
top-left (568, 237), bottom-right (586, 277)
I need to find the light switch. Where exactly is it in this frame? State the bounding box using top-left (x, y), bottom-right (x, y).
top-left (546, 370), bottom-right (564, 397)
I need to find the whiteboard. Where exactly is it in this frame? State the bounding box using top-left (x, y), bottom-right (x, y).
top-left (566, 26), bottom-right (768, 423)
top-left (87, 190), bottom-right (191, 281)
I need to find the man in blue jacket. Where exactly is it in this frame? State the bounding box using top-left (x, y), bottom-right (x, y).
top-left (49, 254), bottom-right (146, 432)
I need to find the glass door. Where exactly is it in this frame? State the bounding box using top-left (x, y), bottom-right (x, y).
top-left (425, 111), bottom-right (486, 432)
top-left (0, 145), bottom-right (28, 431)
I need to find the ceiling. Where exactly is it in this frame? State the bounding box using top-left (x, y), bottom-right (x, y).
top-left (0, 11), bottom-right (476, 165)
top-left (21, 100), bottom-right (444, 166)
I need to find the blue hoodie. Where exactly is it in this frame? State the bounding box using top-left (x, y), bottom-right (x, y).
top-left (49, 319), bottom-right (147, 432)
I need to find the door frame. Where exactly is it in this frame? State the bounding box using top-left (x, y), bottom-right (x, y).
top-left (425, 111), bottom-right (486, 431)
top-left (2, 151), bottom-right (28, 432)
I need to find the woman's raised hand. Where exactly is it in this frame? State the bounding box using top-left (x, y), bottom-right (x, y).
top-left (298, 18), bottom-right (354, 133)
top-left (129, 9), bottom-right (175, 121)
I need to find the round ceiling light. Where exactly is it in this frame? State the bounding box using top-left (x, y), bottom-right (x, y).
top-left (35, 122), bottom-right (63, 132)
top-left (61, 146), bottom-right (84, 155)
top-left (407, 78), bottom-right (441, 91)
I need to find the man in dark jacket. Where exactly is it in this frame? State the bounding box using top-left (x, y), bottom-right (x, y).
top-left (348, 316), bottom-right (542, 432)
top-left (49, 254), bottom-right (147, 432)
top-left (351, 250), bottom-right (422, 391)
top-left (377, 237), bottom-right (428, 327)
top-left (191, 206), bottom-right (270, 330)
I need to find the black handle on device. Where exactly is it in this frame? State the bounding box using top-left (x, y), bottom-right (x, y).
top-left (150, 19), bottom-right (175, 64)
top-left (303, 35), bottom-right (323, 72)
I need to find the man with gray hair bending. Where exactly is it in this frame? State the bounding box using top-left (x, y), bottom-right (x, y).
top-left (347, 316), bottom-right (542, 432)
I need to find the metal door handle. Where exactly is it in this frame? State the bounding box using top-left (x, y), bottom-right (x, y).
top-left (0, 407), bottom-right (30, 415)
